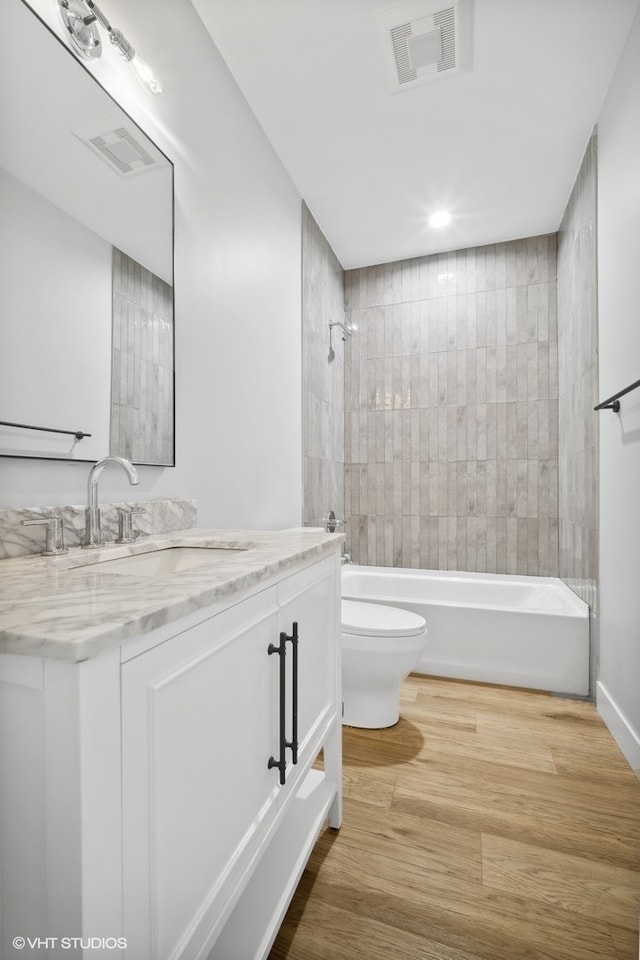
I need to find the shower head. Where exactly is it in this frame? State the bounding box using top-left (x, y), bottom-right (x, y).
top-left (329, 320), bottom-right (356, 342)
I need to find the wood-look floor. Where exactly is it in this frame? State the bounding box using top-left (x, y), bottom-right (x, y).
top-left (269, 675), bottom-right (640, 960)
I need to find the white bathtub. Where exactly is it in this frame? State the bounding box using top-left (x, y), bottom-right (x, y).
top-left (341, 565), bottom-right (590, 696)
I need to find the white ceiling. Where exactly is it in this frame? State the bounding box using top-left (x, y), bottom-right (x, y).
top-left (191, 0), bottom-right (639, 269)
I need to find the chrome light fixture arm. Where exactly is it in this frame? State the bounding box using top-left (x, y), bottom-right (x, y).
top-left (84, 0), bottom-right (134, 61)
top-left (57, 0), bottom-right (162, 93)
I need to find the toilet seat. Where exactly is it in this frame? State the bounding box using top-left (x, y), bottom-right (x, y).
top-left (341, 599), bottom-right (426, 638)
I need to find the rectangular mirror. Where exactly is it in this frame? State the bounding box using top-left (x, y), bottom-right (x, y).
top-left (0, 0), bottom-right (174, 465)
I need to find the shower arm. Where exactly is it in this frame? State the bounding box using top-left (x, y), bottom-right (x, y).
top-left (328, 320), bottom-right (354, 351)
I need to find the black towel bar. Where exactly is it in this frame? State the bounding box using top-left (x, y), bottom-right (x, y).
top-left (0, 420), bottom-right (91, 440)
top-left (594, 377), bottom-right (640, 413)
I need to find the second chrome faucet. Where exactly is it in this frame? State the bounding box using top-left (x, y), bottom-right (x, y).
top-left (85, 456), bottom-right (139, 548)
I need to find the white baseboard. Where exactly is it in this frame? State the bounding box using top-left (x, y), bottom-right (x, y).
top-left (596, 681), bottom-right (640, 772)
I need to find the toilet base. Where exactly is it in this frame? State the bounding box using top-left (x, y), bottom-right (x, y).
top-left (340, 602), bottom-right (428, 730)
top-left (341, 686), bottom-right (402, 729)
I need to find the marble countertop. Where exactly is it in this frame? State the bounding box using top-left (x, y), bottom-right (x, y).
top-left (0, 528), bottom-right (343, 663)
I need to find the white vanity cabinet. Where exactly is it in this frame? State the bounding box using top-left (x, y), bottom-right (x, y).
top-left (0, 549), bottom-right (342, 960)
top-left (121, 588), bottom-right (281, 960)
top-left (121, 554), bottom-right (341, 959)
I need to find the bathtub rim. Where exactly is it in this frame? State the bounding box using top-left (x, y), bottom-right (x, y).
top-left (341, 564), bottom-right (589, 619)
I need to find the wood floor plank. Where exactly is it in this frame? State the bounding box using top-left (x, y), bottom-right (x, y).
top-left (342, 767), bottom-right (397, 808)
top-left (472, 717), bottom-right (634, 778)
top-left (609, 921), bottom-right (640, 958)
top-left (481, 833), bottom-right (640, 929)
top-left (268, 676), bottom-right (640, 960)
top-left (331, 797), bottom-right (483, 882)
top-left (396, 746), bottom-right (640, 827)
top-left (550, 741), bottom-right (640, 781)
top-left (399, 706), bottom-right (478, 736)
top-left (293, 838), bottom-right (622, 960)
top-left (410, 675), bottom-right (557, 710)
top-left (475, 707), bottom-right (636, 755)
top-left (407, 687), bottom-right (480, 720)
top-left (393, 767), bottom-right (640, 870)
top-left (393, 738), bottom-right (639, 844)
top-left (343, 717), bottom-right (427, 767)
top-left (402, 716), bottom-right (559, 774)
top-left (272, 896), bottom-right (486, 960)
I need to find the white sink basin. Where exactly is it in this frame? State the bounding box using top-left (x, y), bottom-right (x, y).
top-left (88, 546), bottom-right (248, 577)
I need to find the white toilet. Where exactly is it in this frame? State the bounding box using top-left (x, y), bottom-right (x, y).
top-left (341, 599), bottom-right (428, 729)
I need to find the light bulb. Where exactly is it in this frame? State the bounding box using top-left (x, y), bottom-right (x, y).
top-left (130, 53), bottom-right (163, 95)
top-left (428, 210), bottom-right (452, 229)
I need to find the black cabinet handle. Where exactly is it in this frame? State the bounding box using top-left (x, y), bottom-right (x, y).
top-left (288, 622), bottom-right (299, 766)
top-left (268, 632), bottom-right (287, 785)
top-left (267, 622), bottom-right (299, 784)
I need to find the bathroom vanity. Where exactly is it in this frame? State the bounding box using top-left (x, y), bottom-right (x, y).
top-left (0, 528), bottom-right (343, 959)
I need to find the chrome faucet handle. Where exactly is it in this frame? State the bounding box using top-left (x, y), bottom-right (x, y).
top-left (324, 510), bottom-right (345, 533)
top-left (303, 512), bottom-right (347, 533)
top-left (22, 516), bottom-right (68, 556)
top-left (115, 507), bottom-right (145, 544)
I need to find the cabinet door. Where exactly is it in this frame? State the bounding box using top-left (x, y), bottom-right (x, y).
top-left (121, 588), bottom-right (281, 960)
top-left (276, 555), bottom-right (340, 785)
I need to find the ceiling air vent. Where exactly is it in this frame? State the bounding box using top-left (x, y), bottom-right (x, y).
top-left (88, 127), bottom-right (157, 175)
top-left (376, 0), bottom-right (473, 92)
top-left (71, 115), bottom-right (168, 177)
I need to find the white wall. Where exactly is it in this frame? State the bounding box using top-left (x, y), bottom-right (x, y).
top-left (0, 168), bottom-right (112, 461)
top-left (596, 6), bottom-right (640, 772)
top-left (0, 0), bottom-right (302, 529)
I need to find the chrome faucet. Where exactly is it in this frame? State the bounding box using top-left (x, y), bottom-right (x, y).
top-left (85, 456), bottom-right (139, 548)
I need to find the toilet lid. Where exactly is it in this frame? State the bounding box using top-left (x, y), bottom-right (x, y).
top-left (341, 599), bottom-right (426, 638)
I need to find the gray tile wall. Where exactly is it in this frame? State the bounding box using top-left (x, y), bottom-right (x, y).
top-left (344, 236), bottom-right (559, 574)
top-left (302, 203), bottom-right (346, 526)
top-left (111, 248), bottom-right (174, 465)
top-left (557, 135), bottom-right (599, 686)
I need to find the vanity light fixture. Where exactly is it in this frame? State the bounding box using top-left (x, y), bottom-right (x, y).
top-left (58, 0), bottom-right (162, 94)
top-left (428, 209), bottom-right (452, 228)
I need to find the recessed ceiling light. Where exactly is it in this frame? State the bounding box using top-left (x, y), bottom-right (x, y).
top-left (428, 210), bottom-right (452, 228)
